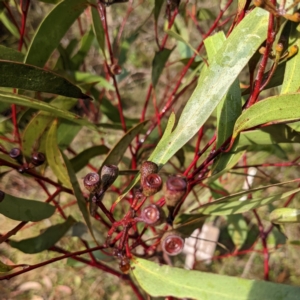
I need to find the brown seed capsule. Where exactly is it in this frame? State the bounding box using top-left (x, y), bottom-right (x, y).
top-left (161, 230), bottom-right (185, 256)
top-left (142, 174), bottom-right (162, 197)
top-left (100, 164), bottom-right (119, 191)
top-left (140, 204), bottom-right (166, 226)
top-left (83, 172), bottom-right (100, 193)
top-left (0, 190), bottom-right (5, 202)
top-left (31, 152), bottom-right (46, 166)
top-left (119, 256), bottom-right (131, 274)
top-left (9, 148), bottom-right (23, 164)
top-left (165, 176), bottom-right (187, 208)
top-left (140, 161), bottom-right (158, 185)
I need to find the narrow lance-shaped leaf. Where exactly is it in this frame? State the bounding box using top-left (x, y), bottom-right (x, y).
top-left (22, 97), bottom-right (77, 159)
top-left (232, 93), bottom-right (300, 139)
top-left (281, 22), bottom-right (300, 94)
top-left (131, 257), bottom-right (300, 300)
top-left (194, 187), bottom-right (300, 216)
top-left (70, 145), bottom-right (110, 173)
top-left (154, 0), bottom-right (164, 22)
top-left (152, 48), bottom-right (174, 88)
top-left (25, 0), bottom-right (88, 67)
top-left (62, 153), bottom-right (98, 243)
top-left (0, 60), bottom-right (91, 99)
top-left (0, 90), bottom-right (96, 130)
top-left (0, 193), bottom-right (56, 222)
top-left (0, 45), bottom-right (24, 62)
top-left (149, 8), bottom-right (269, 167)
top-left (46, 119), bottom-right (72, 188)
top-left (10, 216), bottom-right (76, 254)
top-left (91, 0), bottom-right (106, 57)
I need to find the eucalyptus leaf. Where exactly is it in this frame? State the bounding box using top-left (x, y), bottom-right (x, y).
top-left (131, 257), bottom-right (300, 300)
top-left (10, 216), bottom-right (76, 254)
top-left (0, 193), bottom-right (55, 222)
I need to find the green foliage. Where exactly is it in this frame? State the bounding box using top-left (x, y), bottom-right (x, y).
top-left (1, 1), bottom-right (300, 299)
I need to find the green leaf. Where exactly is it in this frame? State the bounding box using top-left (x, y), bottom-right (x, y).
top-left (232, 93), bottom-right (300, 139)
top-left (10, 216), bottom-right (75, 254)
top-left (46, 119), bottom-right (72, 188)
top-left (57, 120), bottom-right (82, 149)
top-left (149, 8), bottom-right (269, 167)
top-left (62, 153), bottom-right (97, 243)
top-left (71, 27), bottom-right (95, 69)
top-left (100, 120), bottom-right (148, 168)
top-left (281, 23), bottom-right (300, 94)
top-left (91, 1), bottom-right (106, 56)
top-left (152, 48), bottom-right (174, 88)
top-left (154, 0), bottom-right (164, 22)
top-left (0, 45), bottom-right (24, 62)
top-left (227, 215), bottom-right (248, 249)
top-left (0, 60), bottom-right (91, 99)
top-left (70, 145), bottom-right (110, 173)
top-left (269, 208), bottom-right (300, 224)
top-left (74, 72), bottom-right (114, 90)
top-left (131, 257), bottom-right (300, 300)
top-left (25, 0), bottom-right (87, 67)
top-left (0, 260), bottom-right (28, 273)
top-left (22, 97), bottom-right (77, 158)
top-left (0, 193), bottom-right (55, 222)
top-left (194, 186), bottom-right (300, 216)
top-left (0, 90), bottom-right (96, 130)
top-left (204, 32), bottom-right (241, 173)
top-left (165, 30), bottom-right (199, 57)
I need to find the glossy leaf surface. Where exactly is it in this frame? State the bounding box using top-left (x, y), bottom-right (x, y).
top-left (0, 60), bottom-right (90, 99)
top-left (149, 8), bottom-right (269, 167)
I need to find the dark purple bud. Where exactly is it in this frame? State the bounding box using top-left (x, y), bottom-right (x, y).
top-left (31, 152), bottom-right (46, 166)
top-left (100, 164), bottom-right (119, 191)
top-left (9, 148), bottom-right (23, 164)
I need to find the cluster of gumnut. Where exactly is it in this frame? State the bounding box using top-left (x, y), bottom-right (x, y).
top-left (83, 161), bottom-right (188, 257)
top-left (8, 148), bottom-right (46, 172)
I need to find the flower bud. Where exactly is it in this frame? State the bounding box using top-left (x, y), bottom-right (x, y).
top-left (0, 190), bottom-right (5, 203)
top-left (140, 204), bottom-right (166, 226)
top-left (270, 208), bottom-right (300, 224)
top-left (165, 175), bottom-right (187, 208)
top-left (110, 63), bottom-right (122, 75)
top-left (161, 230), bottom-right (185, 256)
top-left (83, 172), bottom-right (100, 193)
top-left (140, 161), bottom-right (158, 185)
top-left (100, 164), bottom-right (119, 192)
top-left (31, 152), bottom-right (46, 166)
top-left (9, 148), bottom-right (23, 164)
top-left (142, 174), bottom-right (162, 197)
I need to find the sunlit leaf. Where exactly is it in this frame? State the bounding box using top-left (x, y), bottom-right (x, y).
top-left (131, 257), bottom-right (300, 300)
top-left (149, 8), bottom-right (269, 167)
top-left (232, 94), bottom-right (300, 139)
top-left (46, 119), bottom-right (72, 188)
top-left (227, 215), bottom-right (248, 249)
